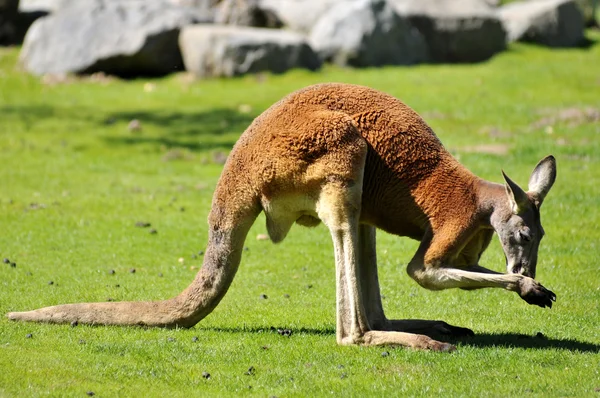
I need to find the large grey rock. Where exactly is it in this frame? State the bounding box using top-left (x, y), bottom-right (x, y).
top-left (20, 0), bottom-right (209, 76)
top-left (168, 0), bottom-right (217, 20)
top-left (169, 0), bottom-right (219, 8)
top-left (390, 0), bottom-right (507, 63)
top-left (258, 0), bottom-right (341, 33)
top-left (18, 0), bottom-right (217, 14)
top-left (215, 0), bottom-right (282, 28)
top-left (179, 24), bottom-right (321, 77)
top-left (498, 0), bottom-right (584, 47)
top-left (392, 0), bottom-right (498, 15)
top-left (309, 0), bottom-right (428, 67)
top-left (18, 0), bottom-right (70, 13)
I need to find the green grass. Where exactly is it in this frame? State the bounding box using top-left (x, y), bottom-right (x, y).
top-left (1, 33), bottom-right (600, 397)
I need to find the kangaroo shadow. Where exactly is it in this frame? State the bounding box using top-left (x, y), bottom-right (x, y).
top-left (103, 108), bottom-right (255, 152)
top-left (454, 332), bottom-right (600, 353)
top-left (0, 104), bottom-right (255, 153)
top-left (198, 327), bottom-right (599, 353)
top-left (200, 325), bottom-right (335, 337)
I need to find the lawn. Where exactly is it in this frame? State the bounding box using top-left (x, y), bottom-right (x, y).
top-left (1, 32), bottom-right (599, 397)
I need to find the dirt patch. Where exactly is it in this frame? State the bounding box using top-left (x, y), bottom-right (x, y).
top-left (41, 72), bottom-right (115, 86)
top-left (161, 148), bottom-right (195, 162)
top-left (455, 144), bottom-right (510, 156)
top-left (479, 126), bottom-right (513, 139)
top-left (530, 107), bottom-right (600, 130)
top-left (421, 110), bottom-right (447, 120)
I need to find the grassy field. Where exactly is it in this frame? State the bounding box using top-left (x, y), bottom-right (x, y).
top-left (1, 32), bottom-right (599, 397)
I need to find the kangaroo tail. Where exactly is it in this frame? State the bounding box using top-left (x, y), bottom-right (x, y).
top-left (7, 186), bottom-right (260, 328)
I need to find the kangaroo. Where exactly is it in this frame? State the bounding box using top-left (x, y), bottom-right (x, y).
top-left (8, 83), bottom-right (557, 351)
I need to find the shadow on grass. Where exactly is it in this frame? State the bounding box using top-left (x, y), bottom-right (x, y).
top-left (1, 104), bottom-right (65, 128)
top-left (1, 104), bottom-right (256, 152)
top-left (200, 325), bottom-right (335, 337)
top-left (103, 108), bottom-right (255, 152)
top-left (456, 332), bottom-right (600, 353)
top-left (199, 327), bottom-right (599, 352)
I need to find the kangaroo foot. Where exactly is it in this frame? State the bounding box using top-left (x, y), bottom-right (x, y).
top-left (362, 330), bottom-right (456, 352)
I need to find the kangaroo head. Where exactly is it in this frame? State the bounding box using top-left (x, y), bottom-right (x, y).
top-left (492, 156), bottom-right (557, 278)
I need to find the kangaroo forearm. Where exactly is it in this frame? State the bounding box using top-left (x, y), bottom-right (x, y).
top-left (413, 267), bottom-right (522, 291)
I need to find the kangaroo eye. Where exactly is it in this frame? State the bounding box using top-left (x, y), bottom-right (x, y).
top-left (516, 229), bottom-right (532, 243)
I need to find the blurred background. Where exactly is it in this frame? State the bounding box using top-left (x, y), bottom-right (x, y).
top-left (1, 0), bottom-right (598, 78)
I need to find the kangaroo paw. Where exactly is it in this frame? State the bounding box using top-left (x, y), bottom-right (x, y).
top-left (518, 278), bottom-right (556, 308)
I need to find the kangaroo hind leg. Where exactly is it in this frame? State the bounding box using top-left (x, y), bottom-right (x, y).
top-left (310, 122), bottom-right (450, 350)
top-left (356, 224), bottom-right (472, 343)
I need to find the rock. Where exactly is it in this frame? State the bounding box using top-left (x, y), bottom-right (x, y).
top-left (179, 24), bottom-right (321, 78)
top-left (20, 0), bottom-right (210, 77)
top-left (497, 0), bottom-right (584, 47)
top-left (18, 0), bottom-right (72, 14)
top-left (128, 119), bottom-right (142, 132)
top-left (390, 0), bottom-right (507, 63)
top-left (168, 0), bottom-right (218, 21)
top-left (258, 0), bottom-right (341, 33)
top-left (215, 0), bottom-right (282, 28)
top-left (169, 0), bottom-right (219, 10)
top-left (14, 1), bottom-right (61, 45)
top-left (309, 0), bottom-right (428, 67)
top-left (391, 0), bottom-right (497, 15)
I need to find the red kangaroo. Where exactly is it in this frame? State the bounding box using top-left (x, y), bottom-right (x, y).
top-left (8, 83), bottom-right (557, 351)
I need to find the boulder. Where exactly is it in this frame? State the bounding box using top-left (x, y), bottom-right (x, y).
top-left (169, 0), bottom-right (219, 8)
top-left (18, 0), bottom-right (70, 13)
top-left (179, 24), bottom-right (321, 77)
top-left (258, 0), bottom-right (341, 33)
top-left (498, 0), bottom-right (585, 47)
top-left (389, 0), bottom-right (507, 63)
top-left (309, 0), bottom-right (428, 67)
top-left (215, 0), bottom-right (282, 28)
top-left (168, 0), bottom-right (218, 20)
top-left (17, 1), bottom-right (69, 42)
top-left (20, 0), bottom-right (210, 76)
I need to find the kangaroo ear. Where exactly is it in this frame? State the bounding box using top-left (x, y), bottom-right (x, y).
top-left (503, 171), bottom-right (529, 214)
top-left (528, 155), bottom-right (556, 207)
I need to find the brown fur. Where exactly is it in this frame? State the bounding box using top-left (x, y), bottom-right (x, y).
top-left (7, 83), bottom-right (557, 351)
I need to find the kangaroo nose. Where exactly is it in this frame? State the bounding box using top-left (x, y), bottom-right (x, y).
top-left (516, 264), bottom-right (536, 279)
top-left (510, 264), bottom-right (523, 275)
